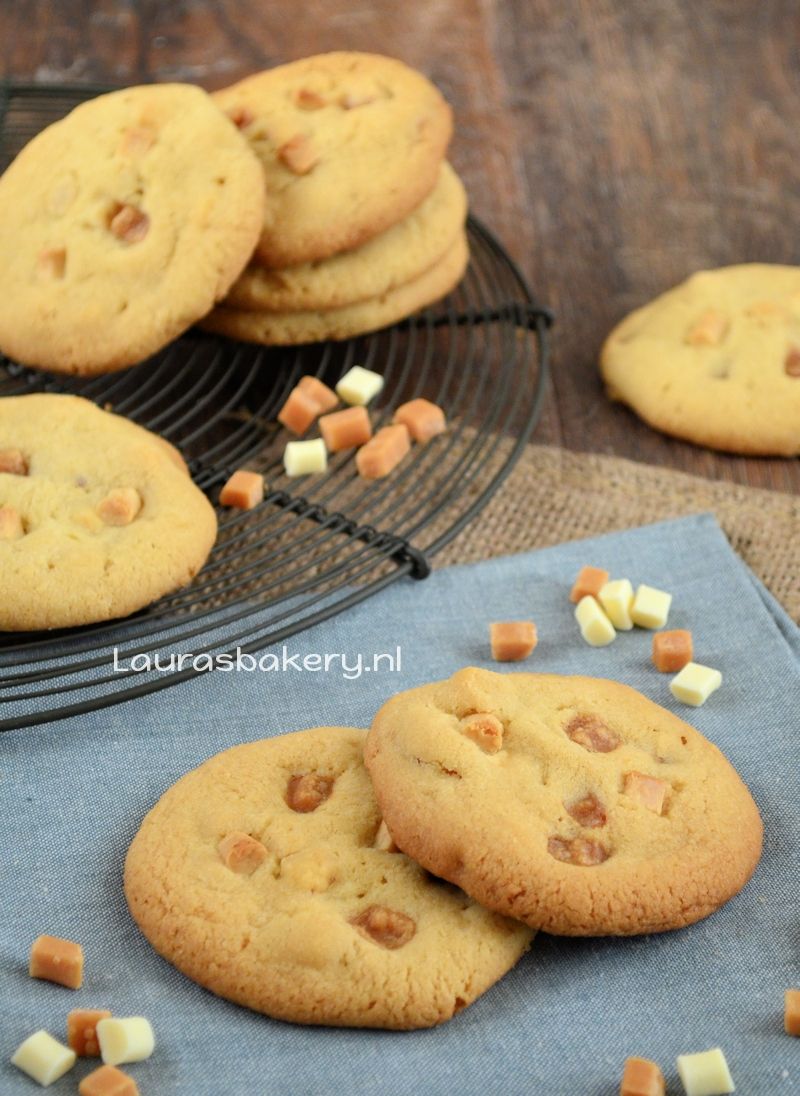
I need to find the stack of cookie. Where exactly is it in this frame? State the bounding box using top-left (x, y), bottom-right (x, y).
top-left (202, 52), bottom-right (469, 346)
top-left (125, 667), bottom-right (762, 1030)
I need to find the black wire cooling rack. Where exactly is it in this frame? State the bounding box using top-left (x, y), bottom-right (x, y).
top-left (0, 82), bottom-right (552, 731)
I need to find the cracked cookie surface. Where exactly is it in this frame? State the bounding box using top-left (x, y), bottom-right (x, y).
top-left (124, 726), bottom-right (532, 1029)
top-left (213, 52), bottom-right (453, 269)
top-left (0, 393), bottom-right (216, 630)
top-left (364, 668), bottom-right (763, 936)
top-left (600, 264), bottom-right (800, 455)
top-left (0, 83), bottom-right (265, 375)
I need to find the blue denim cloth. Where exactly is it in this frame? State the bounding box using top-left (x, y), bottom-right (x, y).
top-left (1, 513), bottom-right (797, 1095)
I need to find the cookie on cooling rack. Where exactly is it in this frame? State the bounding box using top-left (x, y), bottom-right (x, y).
top-left (0, 83), bottom-right (265, 376)
top-left (202, 232), bottom-right (469, 346)
top-left (124, 726), bottom-right (532, 1030)
top-left (600, 264), bottom-right (800, 455)
top-left (364, 667), bottom-right (762, 936)
top-left (214, 52), bottom-right (453, 269)
top-left (225, 162), bottom-right (467, 313)
top-left (0, 394), bottom-right (217, 630)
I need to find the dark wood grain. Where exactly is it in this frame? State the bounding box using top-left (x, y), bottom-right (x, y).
top-left (1, 0), bottom-right (798, 493)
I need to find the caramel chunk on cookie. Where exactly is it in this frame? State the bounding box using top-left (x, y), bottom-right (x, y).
top-left (365, 668), bottom-right (762, 935)
top-left (124, 727), bottom-right (532, 1029)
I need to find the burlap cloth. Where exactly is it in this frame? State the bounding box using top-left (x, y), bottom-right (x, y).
top-left (433, 444), bottom-right (800, 622)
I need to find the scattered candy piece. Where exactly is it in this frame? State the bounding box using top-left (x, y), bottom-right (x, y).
top-left (277, 385), bottom-right (323, 436)
top-left (620, 1055), bottom-right (665, 1096)
top-left (575, 596), bottom-right (616, 647)
top-left (569, 565), bottom-right (609, 603)
top-left (283, 438), bottom-right (328, 476)
top-left (297, 375), bottom-right (338, 412)
top-left (599, 578), bottom-right (634, 631)
top-left (631, 583), bottom-right (672, 629)
top-left (356, 424), bottom-right (411, 480)
top-left (319, 406), bottom-right (372, 451)
top-left (490, 621), bottom-right (537, 661)
top-left (652, 629), bottom-right (693, 672)
top-left (11, 1030), bottom-right (76, 1087)
top-left (67, 1009), bottom-right (112, 1057)
top-left (219, 469), bottom-right (264, 510)
top-left (96, 1017), bottom-right (155, 1067)
top-left (392, 398), bottom-right (446, 443)
top-left (335, 365), bottom-right (384, 406)
top-left (79, 1063), bottom-right (140, 1096)
top-left (670, 662), bottom-right (722, 707)
top-left (785, 989), bottom-right (800, 1036)
top-left (29, 934), bottom-right (83, 990)
top-left (676, 1047), bottom-right (734, 1096)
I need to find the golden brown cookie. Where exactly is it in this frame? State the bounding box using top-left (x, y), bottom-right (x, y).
top-left (124, 727), bottom-right (533, 1029)
top-left (365, 668), bottom-right (763, 936)
top-left (224, 162), bottom-right (467, 314)
top-left (214, 53), bottom-right (453, 268)
top-left (601, 264), bottom-right (800, 455)
top-left (0, 394), bottom-right (217, 630)
top-left (202, 232), bottom-right (468, 346)
top-left (0, 84), bottom-right (265, 376)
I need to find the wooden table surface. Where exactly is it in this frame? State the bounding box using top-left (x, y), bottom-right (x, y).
top-left (2, 0), bottom-right (798, 495)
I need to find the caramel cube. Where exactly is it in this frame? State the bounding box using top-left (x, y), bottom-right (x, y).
top-left (218, 832), bottom-right (268, 875)
top-left (319, 406), bottom-right (372, 452)
top-left (490, 621), bottom-right (537, 662)
top-left (652, 629), bottom-right (693, 672)
top-left (0, 505), bottom-right (24, 540)
top-left (0, 447), bottom-right (28, 475)
top-left (393, 398), bottom-right (446, 443)
top-left (29, 934), bottom-right (83, 989)
top-left (277, 386), bottom-right (321, 436)
top-left (685, 309), bottom-right (729, 346)
top-left (569, 565), bottom-right (610, 603)
top-left (355, 424), bottom-right (411, 480)
top-left (297, 375), bottom-right (338, 413)
top-left (67, 1009), bottom-right (112, 1057)
top-left (460, 713), bottom-right (504, 753)
top-left (278, 134), bottom-right (318, 175)
top-left (79, 1063), bottom-right (140, 1096)
top-left (219, 469), bottom-right (264, 509)
top-left (97, 487), bottom-right (142, 526)
top-left (620, 1056), bottom-right (665, 1096)
top-left (785, 989), bottom-right (800, 1036)
top-left (623, 772), bottom-right (669, 815)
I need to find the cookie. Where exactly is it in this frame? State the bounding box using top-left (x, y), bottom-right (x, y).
top-left (600, 264), bottom-right (800, 455)
top-left (225, 162), bottom-right (467, 314)
top-left (202, 231), bottom-right (469, 346)
top-left (214, 53), bottom-right (453, 269)
top-left (0, 394), bottom-right (217, 630)
top-left (0, 84), bottom-right (265, 376)
top-left (364, 668), bottom-right (763, 936)
top-left (124, 727), bottom-right (533, 1029)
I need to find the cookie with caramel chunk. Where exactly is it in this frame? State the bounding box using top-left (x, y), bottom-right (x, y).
top-left (213, 53), bottom-right (453, 268)
top-left (600, 264), bottom-right (800, 455)
top-left (124, 727), bottom-right (532, 1029)
top-left (0, 83), bottom-right (264, 375)
top-left (365, 668), bottom-right (763, 935)
top-left (0, 393), bottom-right (216, 630)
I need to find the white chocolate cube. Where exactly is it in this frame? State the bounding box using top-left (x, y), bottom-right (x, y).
top-left (575, 596), bottom-right (616, 646)
top-left (670, 662), bottom-right (722, 707)
top-left (335, 365), bottom-right (384, 406)
top-left (631, 583), bottom-right (672, 628)
top-left (598, 578), bottom-right (634, 630)
top-left (97, 1016), bottom-right (155, 1066)
top-left (676, 1047), bottom-right (735, 1095)
top-left (11, 1030), bottom-right (76, 1087)
top-left (283, 438), bottom-right (328, 477)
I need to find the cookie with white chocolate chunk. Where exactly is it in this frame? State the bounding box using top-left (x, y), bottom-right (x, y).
top-left (0, 393), bottom-right (216, 630)
top-left (124, 727), bottom-right (533, 1029)
top-left (601, 264), bottom-right (800, 455)
top-left (365, 667), bottom-right (762, 936)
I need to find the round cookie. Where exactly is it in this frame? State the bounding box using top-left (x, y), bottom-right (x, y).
top-left (0, 84), bottom-right (265, 376)
top-left (202, 232), bottom-right (469, 346)
top-left (225, 162), bottom-right (467, 313)
top-left (124, 727), bottom-right (533, 1030)
top-left (0, 394), bottom-right (217, 630)
top-left (600, 264), bottom-right (800, 455)
top-left (365, 668), bottom-right (763, 936)
top-left (214, 53), bottom-right (453, 269)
